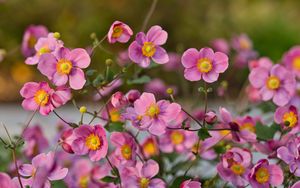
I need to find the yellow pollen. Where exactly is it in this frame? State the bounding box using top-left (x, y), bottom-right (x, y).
top-left (283, 111), bottom-right (298, 127)
top-left (79, 175), bottom-right (89, 188)
top-left (56, 59), bottom-right (73, 75)
top-left (230, 163), bottom-right (245, 175)
top-left (191, 143), bottom-right (201, 153)
top-left (85, 134), bottom-right (101, 150)
top-left (170, 131), bottom-right (184, 145)
top-left (143, 140), bottom-right (157, 156)
top-left (38, 47), bottom-right (51, 56)
top-left (240, 38), bottom-right (251, 50)
top-left (142, 42), bottom-right (156, 57)
top-left (197, 58), bottom-right (213, 73)
top-left (109, 108), bottom-right (121, 122)
top-left (137, 115), bottom-right (143, 121)
top-left (34, 89), bottom-right (49, 106)
top-left (255, 167), bottom-right (270, 184)
top-left (139, 177), bottom-right (150, 188)
top-left (112, 26), bottom-right (123, 38)
top-left (28, 36), bottom-right (37, 48)
top-left (293, 56), bottom-right (300, 71)
top-left (240, 123), bottom-right (256, 133)
top-left (121, 144), bottom-right (132, 160)
top-left (146, 104), bottom-right (160, 118)
top-left (219, 130), bottom-right (230, 136)
top-left (266, 76), bottom-right (280, 90)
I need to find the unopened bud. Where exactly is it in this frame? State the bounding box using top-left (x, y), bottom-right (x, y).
top-left (79, 106), bottom-right (87, 114)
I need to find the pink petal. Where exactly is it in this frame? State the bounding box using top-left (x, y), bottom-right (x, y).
top-left (249, 68), bottom-right (269, 88)
top-left (141, 159), bottom-right (159, 178)
top-left (20, 82), bottom-right (39, 98)
top-left (152, 46), bottom-right (169, 64)
top-left (181, 48), bottom-right (199, 68)
top-left (48, 168), bottom-right (68, 181)
top-left (52, 72), bottom-right (68, 86)
top-left (184, 67), bottom-right (201, 81)
top-left (163, 103), bottom-right (181, 122)
top-left (273, 89), bottom-right (289, 106)
top-left (148, 120), bottom-right (166, 136)
top-left (213, 52), bottom-right (229, 73)
top-left (37, 54), bottom-right (57, 79)
top-left (268, 164), bottom-right (283, 186)
top-left (260, 87), bottom-right (274, 101)
top-left (22, 98), bottom-right (39, 111)
top-left (146, 25), bottom-right (168, 45)
top-left (134, 93), bottom-right (156, 115)
top-left (69, 68), bottom-right (86, 90)
top-left (199, 48), bottom-right (214, 59)
top-left (110, 132), bottom-right (127, 147)
top-left (19, 164), bottom-right (35, 177)
top-left (68, 48), bottom-right (91, 68)
top-left (202, 71), bottom-right (219, 83)
top-left (128, 41), bottom-right (145, 64)
top-left (72, 138), bottom-right (89, 155)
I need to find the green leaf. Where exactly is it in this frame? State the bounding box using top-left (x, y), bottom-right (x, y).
top-left (106, 122), bottom-right (124, 132)
top-left (256, 122), bottom-right (280, 140)
top-left (106, 69), bottom-right (115, 82)
top-left (170, 176), bottom-right (193, 188)
top-left (197, 128), bottom-right (211, 140)
top-left (93, 74), bottom-right (104, 87)
top-left (85, 69), bottom-right (97, 76)
top-left (101, 176), bottom-right (118, 183)
top-left (126, 75), bottom-right (151, 85)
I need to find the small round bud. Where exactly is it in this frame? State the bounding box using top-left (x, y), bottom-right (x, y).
top-left (105, 59), bottom-right (113, 66)
top-left (166, 88), bottom-right (173, 95)
top-left (284, 121), bottom-right (290, 127)
top-left (53, 32), bottom-right (61, 39)
top-left (122, 67), bottom-right (127, 73)
top-left (221, 80), bottom-right (228, 88)
top-left (90, 32), bottom-right (97, 39)
top-left (79, 106), bottom-right (87, 114)
top-left (225, 144), bottom-right (232, 150)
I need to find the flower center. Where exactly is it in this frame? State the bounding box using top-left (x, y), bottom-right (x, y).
top-left (85, 134), bottom-right (101, 150)
top-left (121, 144), bottom-right (132, 160)
top-left (255, 167), bottom-right (270, 184)
top-left (240, 38), bottom-right (251, 50)
top-left (240, 122), bottom-right (256, 133)
top-left (34, 89), bottom-right (49, 106)
top-left (266, 76), bottom-right (280, 90)
top-left (142, 42), bottom-right (156, 57)
top-left (56, 59), bottom-right (73, 75)
top-left (37, 47), bottom-right (51, 56)
top-left (283, 111), bottom-right (298, 127)
top-left (197, 58), bottom-right (213, 73)
top-left (28, 36), bottom-right (37, 48)
top-left (112, 26), bottom-right (123, 38)
top-left (139, 177), bottom-right (150, 188)
top-left (143, 140), bottom-right (157, 156)
top-left (79, 175), bottom-right (89, 188)
top-left (230, 163), bottom-right (245, 175)
top-left (293, 56), bottom-right (300, 71)
top-left (109, 108), bottom-right (121, 122)
top-left (170, 131), bottom-right (184, 145)
top-left (146, 104), bottom-right (160, 118)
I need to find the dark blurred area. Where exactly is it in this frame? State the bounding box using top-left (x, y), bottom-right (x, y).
top-left (1, 0), bottom-right (300, 101)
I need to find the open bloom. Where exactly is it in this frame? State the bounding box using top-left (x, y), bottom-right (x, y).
top-left (274, 105), bottom-right (300, 133)
top-left (249, 159), bottom-right (283, 188)
top-left (132, 92), bottom-right (181, 136)
top-left (217, 147), bottom-right (252, 187)
top-left (282, 46), bottom-right (300, 78)
top-left (248, 57), bottom-right (273, 71)
top-left (0, 173), bottom-right (18, 188)
top-left (110, 132), bottom-right (137, 165)
top-left (20, 82), bottom-right (71, 115)
top-left (159, 129), bottom-right (197, 153)
top-left (18, 152), bottom-right (68, 188)
top-left (129, 25), bottom-right (169, 67)
top-left (22, 25), bottom-right (48, 57)
top-left (180, 179), bottom-right (202, 188)
top-left (181, 47), bottom-right (228, 83)
top-left (277, 136), bottom-right (300, 176)
top-left (72, 125), bottom-right (108, 161)
top-left (121, 159), bottom-right (166, 188)
top-left (142, 136), bottom-right (159, 158)
top-left (108, 21), bottom-right (133, 43)
top-left (25, 33), bottom-right (63, 65)
top-left (249, 64), bottom-right (296, 106)
top-left (38, 47), bottom-right (91, 90)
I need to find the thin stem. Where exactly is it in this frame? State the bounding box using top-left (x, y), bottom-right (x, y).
top-left (181, 108), bottom-right (203, 127)
top-left (167, 127), bottom-right (231, 132)
top-left (91, 35), bottom-right (107, 55)
top-left (141, 0), bottom-right (158, 31)
top-left (106, 156), bottom-right (122, 188)
top-left (53, 110), bottom-right (75, 127)
top-left (12, 149), bottom-right (24, 188)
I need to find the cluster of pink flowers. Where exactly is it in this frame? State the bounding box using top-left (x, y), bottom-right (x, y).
top-left (3, 18), bottom-right (300, 188)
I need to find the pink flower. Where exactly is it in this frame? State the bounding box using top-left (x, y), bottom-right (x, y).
top-left (141, 136), bottom-right (159, 158)
top-left (249, 159), bottom-right (283, 188)
top-left (274, 105), bottom-right (300, 133)
top-left (159, 129), bottom-right (197, 153)
top-left (144, 78), bottom-right (177, 98)
top-left (21, 25), bottom-right (48, 57)
top-left (217, 147), bottom-right (252, 187)
top-left (110, 132), bottom-right (137, 165)
top-left (93, 79), bottom-right (123, 100)
top-left (59, 128), bottom-right (76, 154)
top-left (181, 47), bottom-right (228, 83)
top-left (180, 179), bottom-right (202, 188)
top-left (211, 38), bottom-right (229, 54)
top-left (231, 34), bottom-right (253, 51)
top-left (121, 159), bottom-right (166, 188)
top-left (246, 85), bottom-right (262, 103)
top-left (292, 181), bottom-right (300, 188)
top-left (163, 52), bottom-right (182, 71)
top-left (132, 92), bottom-right (181, 136)
top-left (38, 47), bottom-right (91, 90)
top-left (25, 33), bottom-right (63, 65)
top-left (0, 173), bottom-right (18, 188)
top-left (128, 25), bottom-right (169, 67)
top-left (249, 64), bottom-right (296, 106)
top-left (22, 125), bottom-right (49, 158)
top-left (18, 152), bottom-right (68, 187)
top-left (72, 125), bottom-right (108, 161)
top-left (248, 57), bottom-right (273, 71)
top-left (107, 21), bottom-right (133, 44)
top-left (282, 46), bottom-right (300, 78)
top-left (20, 82), bottom-right (71, 115)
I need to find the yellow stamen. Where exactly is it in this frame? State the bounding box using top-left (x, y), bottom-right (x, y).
top-left (38, 47), bottom-right (51, 56)
top-left (230, 163), bottom-right (245, 175)
top-left (112, 26), bottom-right (123, 38)
top-left (266, 76), bottom-right (280, 90)
top-left (197, 58), bottom-right (213, 73)
top-left (143, 139), bottom-right (157, 156)
top-left (109, 108), bottom-right (121, 122)
top-left (56, 59), bottom-right (73, 75)
top-left (28, 36), bottom-right (37, 48)
top-left (293, 56), bottom-right (300, 71)
top-left (283, 111), bottom-right (298, 127)
top-left (255, 167), bottom-right (270, 184)
top-left (240, 122), bottom-right (256, 133)
top-left (79, 175), bottom-right (89, 188)
top-left (146, 104), bottom-right (160, 118)
top-left (139, 177), bottom-right (150, 188)
top-left (85, 134), bottom-right (101, 150)
top-left (142, 42), bottom-right (156, 57)
top-left (34, 89), bottom-right (49, 106)
top-left (121, 144), bottom-right (132, 160)
top-left (170, 131), bottom-right (184, 145)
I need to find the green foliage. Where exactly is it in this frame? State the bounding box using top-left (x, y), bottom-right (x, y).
top-left (170, 176), bottom-right (193, 188)
top-left (256, 122), bottom-right (280, 141)
top-left (106, 122), bottom-right (124, 132)
top-left (52, 180), bottom-right (67, 188)
top-left (198, 128), bottom-right (211, 140)
top-left (126, 75), bottom-right (151, 85)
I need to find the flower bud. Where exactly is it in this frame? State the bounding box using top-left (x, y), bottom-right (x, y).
top-left (53, 32), bottom-right (61, 39)
top-left (166, 88), bottom-right (173, 95)
top-left (204, 111), bottom-right (217, 124)
top-left (79, 106), bottom-right (87, 114)
top-left (126, 90), bottom-right (141, 103)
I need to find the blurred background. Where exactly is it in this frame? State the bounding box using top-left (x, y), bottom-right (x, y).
top-left (1, 0), bottom-right (300, 102)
